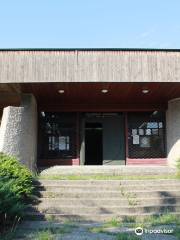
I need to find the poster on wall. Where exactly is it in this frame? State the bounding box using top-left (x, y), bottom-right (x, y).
top-left (132, 129), bottom-right (137, 135)
top-left (59, 136), bottom-right (66, 150)
top-left (133, 135), bottom-right (139, 144)
top-left (140, 136), bottom-right (150, 148)
top-left (139, 129), bottom-right (144, 135)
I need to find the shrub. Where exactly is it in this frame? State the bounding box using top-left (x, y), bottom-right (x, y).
top-left (0, 178), bottom-right (25, 217)
top-left (0, 177), bottom-right (26, 236)
top-left (0, 153), bottom-right (35, 236)
top-left (0, 153), bottom-right (34, 199)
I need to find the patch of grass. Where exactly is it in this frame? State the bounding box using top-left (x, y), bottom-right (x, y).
top-left (57, 224), bottom-right (77, 234)
top-left (105, 218), bottom-right (122, 227)
top-left (45, 215), bottom-right (56, 222)
top-left (89, 226), bottom-right (106, 234)
top-left (143, 213), bottom-right (180, 226)
top-left (174, 226), bottom-right (180, 239)
top-left (34, 230), bottom-right (54, 240)
top-left (90, 213), bottom-right (180, 235)
top-left (122, 216), bottom-right (136, 223)
top-left (19, 224), bottom-right (76, 240)
top-left (39, 174), bottom-right (178, 180)
top-left (115, 233), bottom-right (141, 240)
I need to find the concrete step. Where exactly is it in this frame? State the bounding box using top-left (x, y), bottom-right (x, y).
top-left (40, 166), bottom-right (176, 176)
top-left (28, 204), bottom-right (180, 215)
top-left (30, 177), bottom-right (180, 223)
top-left (39, 190), bottom-right (180, 198)
top-left (38, 179), bottom-right (180, 186)
top-left (36, 184), bottom-right (180, 192)
top-left (33, 196), bottom-right (180, 206)
top-left (24, 212), bottom-right (180, 222)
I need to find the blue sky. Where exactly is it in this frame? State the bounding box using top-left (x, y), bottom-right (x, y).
top-left (0, 0), bottom-right (180, 48)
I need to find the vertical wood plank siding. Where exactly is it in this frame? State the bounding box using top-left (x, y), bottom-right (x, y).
top-left (0, 50), bottom-right (180, 83)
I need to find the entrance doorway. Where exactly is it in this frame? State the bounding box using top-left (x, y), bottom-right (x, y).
top-left (85, 122), bottom-right (103, 165)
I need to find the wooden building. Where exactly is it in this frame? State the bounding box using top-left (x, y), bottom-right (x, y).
top-left (0, 49), bottom-right (180, 170)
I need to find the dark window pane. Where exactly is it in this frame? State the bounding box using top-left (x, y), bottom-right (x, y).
top-left (39, 112), bottom-right (77, 159)
top-left (128, 112), bottom-right (166, 158)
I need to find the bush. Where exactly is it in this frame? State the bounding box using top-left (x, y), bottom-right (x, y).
top-left (0, 178), bottom-right (25, 218)
top-left (0, 153), bottom-right (34, 199)
top-left (0, 153), bottom-right (35, 236)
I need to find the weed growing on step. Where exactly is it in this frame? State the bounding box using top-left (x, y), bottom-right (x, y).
top-left (105, 218), bottom-right (122, 227)
top-left (119, 183), bottom-right (138, 207)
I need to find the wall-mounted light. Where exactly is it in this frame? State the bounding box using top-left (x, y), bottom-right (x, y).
top-left (142, 89), bottom-right (149, 94)
top-left (101, 89), bottom-right (108, 94)
top-left (58, 89), bottom-right (65, 94)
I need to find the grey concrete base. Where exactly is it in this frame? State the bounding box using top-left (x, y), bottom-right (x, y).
top-left (0, 94), bottom-right (37, 171)
top-left (166, 98), bottom-right (180, 167)
top-left (40, 165), bottom-right (176, 176)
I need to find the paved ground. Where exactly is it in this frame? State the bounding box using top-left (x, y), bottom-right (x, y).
top-left (15, 222), bottom-right (178, 240)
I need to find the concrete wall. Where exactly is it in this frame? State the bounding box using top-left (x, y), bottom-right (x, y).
top-left (166, 98), bottom-right (180, 167)
top-left (0, 94), bottom-right (37, 171)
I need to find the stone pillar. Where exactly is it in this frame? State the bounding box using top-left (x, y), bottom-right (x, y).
top-left (166, 98), bottom-right (180, 167)
top-left (0, 94), bottom-right (37, 171)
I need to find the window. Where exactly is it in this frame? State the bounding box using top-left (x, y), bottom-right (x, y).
top-left (128, 112), bottom-right (166, 158)
top-left (39, 112), bottom-right (77, 159)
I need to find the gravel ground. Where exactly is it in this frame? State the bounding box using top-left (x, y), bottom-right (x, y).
top-left (15, 222), bottom-right (178, 240)
top-left (57, 224), bottom-right (178, 240)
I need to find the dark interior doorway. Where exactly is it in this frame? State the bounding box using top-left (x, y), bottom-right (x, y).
top-left (85, 122), bottom-right (103, 165)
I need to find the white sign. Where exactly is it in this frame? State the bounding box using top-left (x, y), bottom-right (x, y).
top-left (133, 135), bottom-right (139, 144)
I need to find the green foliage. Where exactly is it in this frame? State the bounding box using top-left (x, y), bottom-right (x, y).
top-left (0, 153), bottom-right (34, 198)
top-left (34, 230), bottom-right (54, 240)
top-left (174, 226), bottom-right (180, 239)
top-left (0, 179), bottom-right (25, 218)
top-left (116, 233), bottom-right (141, 240)
top-left (0, 153), bottom-right (35, 237)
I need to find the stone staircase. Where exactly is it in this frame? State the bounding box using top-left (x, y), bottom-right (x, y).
top-left (25, 177), bottom-right (180, 222)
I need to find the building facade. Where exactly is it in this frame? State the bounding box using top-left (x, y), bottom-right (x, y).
top-left (0, 49), bottom-right (180, 171)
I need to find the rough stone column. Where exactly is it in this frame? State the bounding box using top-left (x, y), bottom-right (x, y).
top-left (166, 98), bottom-right (180, 167)
top-left (0, 94), bottom-right (37, 171)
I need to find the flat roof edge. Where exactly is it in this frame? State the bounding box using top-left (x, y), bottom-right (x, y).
top-left (0, 48), bottom-right (180, 52)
